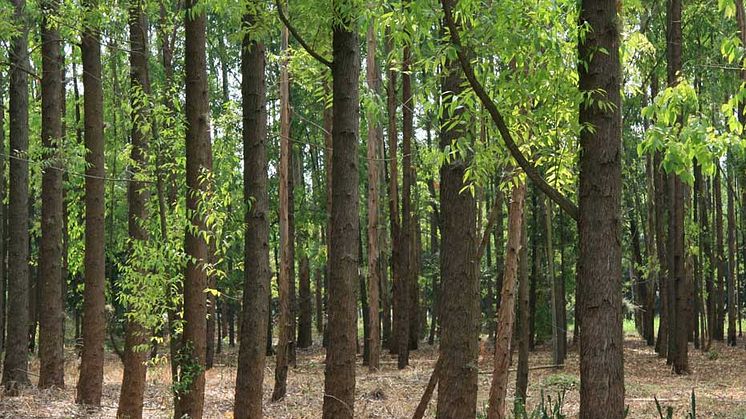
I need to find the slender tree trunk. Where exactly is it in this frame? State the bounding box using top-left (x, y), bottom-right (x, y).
top-left (714, 164), bottom-right (725, 341)
top-left (0, 70), bottom-right (5, 353)
top-left (298, 255), bottom-right (313, 349)
top-left (38, 0), bottom-right (65, 389)
top-left (436, 9), bottom-right (479, 415)
top-left (727, 157), bottom-right (738, 346)
top-left (385, 26), bottom-right (401, 355)
top-left (315, 267), bottom-right (323, 335)
top-left (487, 182), bottom-right (526, 419)
top-left (366, 21), bottom-right (382, 371)
top-left (76, 0), bottom-right (106, 403)
top-left (545, 201), bottom-right (565, 365)
top-left (233, 9), bottom-right (270, 416)
top-left (273, 24), bottom-right (293, 402)
top-left (117, 2), bottom-right (151, 416)
top-left (655, 151), bottom-right (670, 355)
top-left (577, 0), bottom-right (625, 416)
top-left (175, 0), bottom-right (211, 415)
top-left (515, 194), bottom-right (530, 405)
top-left (644, 155), bottom-right (657, 346)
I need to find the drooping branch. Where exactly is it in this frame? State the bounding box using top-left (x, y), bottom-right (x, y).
top-left (275, 0), bottom-right (333, 69)
top-left (440, 0), bottom-right (579, 221)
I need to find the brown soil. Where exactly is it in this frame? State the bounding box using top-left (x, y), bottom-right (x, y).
top-left (1, 333), bottom-right (745, 418)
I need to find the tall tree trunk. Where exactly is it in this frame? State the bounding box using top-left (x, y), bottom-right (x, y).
top-left (273, 24), bottom-right (292, 402)
top-left (175, 0), bottom-right (211, 415)
top-left (76, 0), bottom-right (106, 404)
top-left (385, 26), bottom-right (401, 355)
top-left (366, 21), bottom-right (382, 371)
top-left (545, 201), bottom-right (565, 365)
top-left (515, 193), bottom-right (530, 405)
top-left (38, 0), bottom-right (65, 389)
top-left (644, 155), bottom-right (657, 346)
top-left (117, 2), bottom-right (151, 416)
top-left (320, 7), bottom-right (361, 418)
top-left (577, 0), bottom-right (625, 416)
top-left (298, 255), bottom-right (313, 349)
top-left (315, 267), bottom-right (323, 335)
top-left (714, 164), bottom-right (725, 341)
top-left (727, 157), bottom-right (738, 346)
top-left (233, 8), bottom-right (270, 416)
top-left (0, 69), bottom-right (5, 353)
top-left (436, 8), bottom-right (479, 415)
top-left (487, 182), bottom-right (526, 419)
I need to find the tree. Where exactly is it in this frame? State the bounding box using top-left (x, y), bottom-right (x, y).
top-left (298, 255), bottom-right (313, 348)
top-left (577, 0), bottom-right (625, 416)
top-left (366, 19), bottom-right (382, 371)
top-left (38, 0), bottom-right (66, 389)
top-left (175, 0), bottom-right (212, 415)
top-left (233, 5), bottom-right (271, 415)
top-left (487, 182), bottom-right (525, 419)
top-left (2, 0), bottom-right (31, 396)
top-left (76, 0), bottom-right (106, 404)
top-left (273, 23), bottom-right (292, 402)
top-left (117, 1), bottom-right (151, 416)
top-left (436, 4), bottom-right (479, 416)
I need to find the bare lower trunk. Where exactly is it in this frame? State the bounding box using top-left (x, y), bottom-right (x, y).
top-left (38, 0), bottom-right (65, 389)
top-left (487, 182), bottom-right (525, 419)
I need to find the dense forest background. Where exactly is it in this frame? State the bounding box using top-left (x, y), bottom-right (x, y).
top-left (1, 0), bottom-right (746, 417)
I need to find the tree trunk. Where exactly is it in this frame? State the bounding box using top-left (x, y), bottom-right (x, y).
top-left (487, 182), bottom-right (526, 419)
top-left (727, 156), bottom-right (738, 346)
top-left (366, 19), bottom-right (382, 371)
top-left (515, 192), bottom-right (530, 405)
top-left (117, 2), bottom-right (151, 416)
top-left (320, 8), bottom-right (361, 418)
top-left (644, 155), bottom-right (657, 346)
top-left (76, 0), bottom-right (106, 404)
top-left (175, 0), bottom-right (211, 415)
top-left (436, 9), bottom-right (479, 415)
top-left (385, 25), bottom-right (401, 355)
top-left (232, 17), bottom-right (270, 414)
top-left (577, 0), bottom-right (625, 416)
top-left (714, 164), bottom-right (725, 341)
top-left (0, 68), bottom-right (5, 354)
top-left (315, 267), bottom-right (323, 335)
top-left (298, 255), bottom-right (313, 349)
top-left (545, 201), bottom-right (565, 366)
top-left (272, 24), bottom-right (292, 402)
top-left (38, 0), bottom-right (65, 389)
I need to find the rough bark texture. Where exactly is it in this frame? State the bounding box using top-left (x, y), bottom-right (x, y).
top-left (366, 21), bottom-right (382, 371)
top-left (727, 158), bottom-right (737, 346)
top-left (175, 0), bottom-right (211, 416)
top-left (233, 12), bottom-right (270, 416)
top-left (298, 256), bottom-right (313, 349)
top-left (117, 2), bottom-right (151, 416)
top-left (76, 0), bottom-right (106, 404)
top-left (666, 0), bottom-right (690, 373)
top-left (436, 10), bottom-right (479, 415)
top-left (577, 0), bottom-right (625, 417)
top-left (38, 0), bottom-right (66, 390)
top-left (0, 70), bottom-right (5, 354)
top-left (487, 183), bottom-right (525, 419)
top-left (385, 26), bottom-right (401, 355)
top-left (515, 197), bottom-right (530, 403)
top-left (273, 25), bottom-right (292, 402)
top-left (321, 13), bottom-right (360, 419)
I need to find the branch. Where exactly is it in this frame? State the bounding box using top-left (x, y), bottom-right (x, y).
top-left (440, 0), bottom-right (579, 222)
top-left (275, 0), bottom-right (333, 69)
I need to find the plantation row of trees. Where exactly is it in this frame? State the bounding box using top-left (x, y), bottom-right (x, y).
top-left (1, 0), bottom-right (746, 417)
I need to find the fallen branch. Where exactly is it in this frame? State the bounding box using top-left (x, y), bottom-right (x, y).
top-left (412, 357), bottom-right (441, 419)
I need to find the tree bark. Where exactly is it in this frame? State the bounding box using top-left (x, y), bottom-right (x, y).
top-left (577, 0), bottom-right (625, 416)
top-left (366, 20), bottom-right (382, 371)
top-left (298, 255), bottom-right (313, 349)
top-left (117, 1), bottom-right (151, 416)
top-left (436, 7), bottom-right (479, 415)
top-left (175, 0), bottom-right (211, 415)
top-left (727, 157), bottom-right (738, 346)
top-left (487, 182), bottom-right (526, 419)
top-left (233, 9), bottom-right (270, 416)
top-left (273, 24), bottom-right (292, 402)
top-left (320, 7), bottom-right (361, 418)
top-left (38, 0), bottom-right (65, 389)
top-left (515, 192), bottom-right (530, 404)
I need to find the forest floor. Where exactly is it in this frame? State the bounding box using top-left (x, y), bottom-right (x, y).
top-left (2, 330), bottom-right (746, 418)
